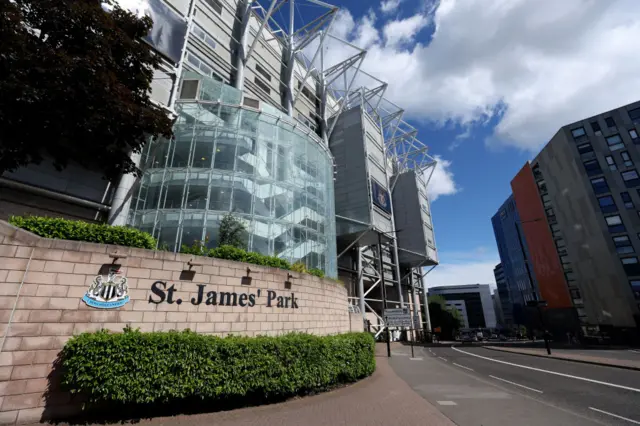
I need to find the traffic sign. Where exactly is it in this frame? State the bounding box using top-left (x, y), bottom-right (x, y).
top-left (384, 308), bottom-right (411, 327)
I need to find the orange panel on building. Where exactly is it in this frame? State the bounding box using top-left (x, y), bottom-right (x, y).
top-left (511, 162), bottom-right (572, 309)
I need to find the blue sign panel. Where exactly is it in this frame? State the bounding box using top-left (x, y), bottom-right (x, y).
top-left (371, 179), bottom-right (391, 214)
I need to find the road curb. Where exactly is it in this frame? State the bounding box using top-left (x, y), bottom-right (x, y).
top-left (483, 346), bottom-right (640, 371)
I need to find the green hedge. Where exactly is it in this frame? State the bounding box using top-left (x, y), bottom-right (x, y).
top-left (61, 330), bottom-right (375, 404)
top-left (9, 216), bottom-right (156, 249)
top-left (179, 244), bottom-right (292, 270)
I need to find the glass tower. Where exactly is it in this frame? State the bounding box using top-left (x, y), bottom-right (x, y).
top-left (130, 73), bottom-right (337, 277)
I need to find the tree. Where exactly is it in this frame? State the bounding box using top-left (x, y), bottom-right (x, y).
top-left (428, 295), bottom-right (463, 340)
top-left (218, 214), bottom-right (247, 249)
top-left (0, 0), bottom-right (173, 180)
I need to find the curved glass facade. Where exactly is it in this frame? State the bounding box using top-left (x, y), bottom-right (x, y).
top-left (130, 74), bottom-right (337, 276)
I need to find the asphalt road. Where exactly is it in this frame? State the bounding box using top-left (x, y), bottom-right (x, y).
top-left (389, 344), bottom-right (640, 426)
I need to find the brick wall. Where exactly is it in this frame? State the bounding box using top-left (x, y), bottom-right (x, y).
top-left (0, 221), bottom-right (350, 424)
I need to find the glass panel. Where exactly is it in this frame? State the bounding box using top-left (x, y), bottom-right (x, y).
top-left (128, 76), bottom-right (337, 276)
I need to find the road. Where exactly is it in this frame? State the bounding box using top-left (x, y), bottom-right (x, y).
top-left (389, 344), bottom-right (640, 426)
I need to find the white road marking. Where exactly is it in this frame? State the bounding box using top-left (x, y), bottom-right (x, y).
top-left (629, 350), bottom-right (640, 354)
top-left (452, 346), bottom-right (640, 393)
top-left (453, 362), bottom-right (474, 371)
top-left (437, 401), bottom-right (457, 406)
top-left (438, 356), bottom-right (448, 362)
top-left (589, 407), bottom-right (640, 424)
top-left (489, 375), bottom-right (543, 393)
top-left (410, 357), bottom-right (423, 361)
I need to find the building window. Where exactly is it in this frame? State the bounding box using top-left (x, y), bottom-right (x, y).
top-left (193, 24), bottom-right (217, 50)
top-left (570, 288), bottom-right (582, 299)
top-left (532, 165), bottom-right (543, 180)
top-left (242, 96), bottom-right (260, 109)
top-left (621, 151), bottom-right (634, 167)
top-left (185, 52), bottom-right (221, 81)
top-left (621, 192), bottom-right (635, 209)
top-left (591, 177), bottom-right (610, 194)
top-left (630, 280), bottom-right (640, 300)
top-left (614, 235), bottom-right (635, 254)
top-left (297, 81), bottom-right (315, 102)
top-left (606, 134), bottom-right (625, 151)
top-left (605, 214), bottom-right (625, 233)
top-left (628, 107), bottom-right (640, 123)
top-left (537, 180), bottom-right (548, 193)
top-left (582, 159), bottom-right (602, 176)
top-left (621, 257), bottom-right (640, 276)
top-left (254, 76), bottom-right (271, 95)
top-left (255, 64), bottom-right (272, 82)
top-left (571, 127), bottom-right (586, 138)
top-left (605, 116), bottom-right (616, 128)
top-left (630, 129), bottom-right (639, 142)
top-left (179, 79), bottom-right (199, 100)
top-left (203, 0), bottom-right (223, 14)
top-left (622, 169), bottom-right (640, 187)
top-left (597, 195), bottom-right (617, 213)
top-left (577, 142), bottom-right (595, 161)
top-left (605, 155), bottom-right (617, 171)
top-left (565, 271), bottom-right (576, 281)
top-left (590, 121), bottom-right (602, 135)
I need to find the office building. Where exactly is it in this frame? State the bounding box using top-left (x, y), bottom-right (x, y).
top-left (0, 0), bottom-right (439, 334)
top-left (492, 263), bottom-right (512, 327)
top-left (493, 101), bottom-right (640, 340)
top-left (492, 289), bottom-right (505, 328)
top-left (428, 284), bottom-right (496, 329)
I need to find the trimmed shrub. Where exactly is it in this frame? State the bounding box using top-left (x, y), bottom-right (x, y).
top-left (308, 268), bottom-right (325, 278)
top-left (61, 330), bottom-right (375, 404)
top-left (290, 262), bottom-right (307, 274)
top-left (209, 245), bottom-right (291, 270)
top-left (9, 216), bottom-right (156, 249)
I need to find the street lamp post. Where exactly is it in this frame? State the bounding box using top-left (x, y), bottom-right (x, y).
top-left (514, 219), bottom-right (552, 355)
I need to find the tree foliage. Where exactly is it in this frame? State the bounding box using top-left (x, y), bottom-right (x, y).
top-left (428, 295), bottom-right (463, 340)
top-left (0, 0), bottom-right (173, 179)
top-left (218, 213), bottom-right (247, 249)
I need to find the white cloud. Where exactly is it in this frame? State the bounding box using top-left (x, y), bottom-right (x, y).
top-left (383, 14), bottom-right (429, 47)
top-left (424, 247), bottom-right (499, 289)
top-left (380, 0), bottom-right (402, 14)
top-left (323, 0), bottom-right (640, 151)
top-left (425, 261), bottom-right (498, 288)
top-left (425, 155), bottom-right (458, 201)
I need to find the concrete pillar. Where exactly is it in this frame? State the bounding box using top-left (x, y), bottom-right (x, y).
top-left (234, 0), bottom-right (252, 91)
top-left (108, 152), bottom-right (141, 226)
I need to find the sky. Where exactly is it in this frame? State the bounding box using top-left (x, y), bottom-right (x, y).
top-left (290, 0), bottom-right (640, 289)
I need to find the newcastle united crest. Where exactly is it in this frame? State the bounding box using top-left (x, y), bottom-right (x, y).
top-left (82, 270), bottom-right (130, 309)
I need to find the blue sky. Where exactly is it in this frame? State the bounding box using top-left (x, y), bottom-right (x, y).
top-left (291, 0), bottom-right (640, 288)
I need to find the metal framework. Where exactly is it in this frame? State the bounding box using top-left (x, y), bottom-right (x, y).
top-left (241, 0), bottom-right (441, 340)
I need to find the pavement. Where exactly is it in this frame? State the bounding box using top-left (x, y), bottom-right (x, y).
top-left (485, 345), bottom-right (640, 370)
top-left (389, 344), bottom-right (640, 426)
top-left (65, 344), bottom-right (455, 426)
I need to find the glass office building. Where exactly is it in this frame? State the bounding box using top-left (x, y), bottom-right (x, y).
top-left (129, 73), bottom-right (337, 276)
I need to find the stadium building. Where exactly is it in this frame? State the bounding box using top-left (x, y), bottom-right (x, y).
top-left (0, 0), bottom-right (439, 334)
